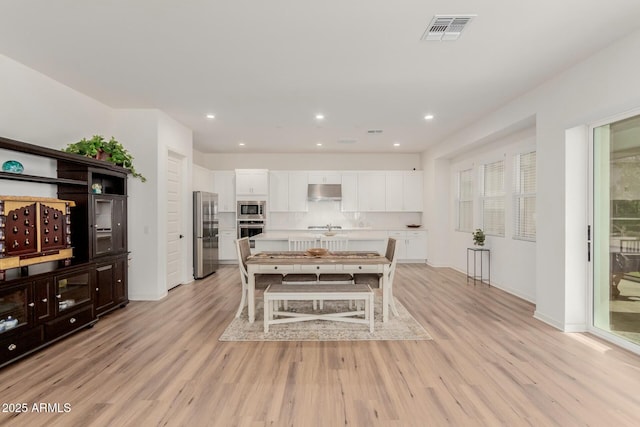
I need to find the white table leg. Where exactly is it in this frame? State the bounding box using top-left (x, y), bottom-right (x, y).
top-left (368, 290), bottom-right (374, 332)
top-left (248, 268), bottom-right (256, 323)
top-left (382, 264), bottom-right (389, 323)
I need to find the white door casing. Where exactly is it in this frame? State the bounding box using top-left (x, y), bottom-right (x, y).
top-left (166, 152), bottom-right (183, 290)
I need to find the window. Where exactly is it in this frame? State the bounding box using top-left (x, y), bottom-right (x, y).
top-left (456, 168), bottom-right (473, 232)
top-left (481, 160), bottom-right (505, 236)
top-left (513, 151), bottom-right (536, 240)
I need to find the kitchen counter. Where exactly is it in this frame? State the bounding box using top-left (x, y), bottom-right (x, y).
top-left (253, 231), bottom-right (389, 241)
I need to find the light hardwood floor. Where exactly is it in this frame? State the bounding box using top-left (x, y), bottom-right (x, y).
top-left (1, 264), bottom-right (640, 426)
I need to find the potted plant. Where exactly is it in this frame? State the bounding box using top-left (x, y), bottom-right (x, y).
top-left (472, 229), bottom-right (486, 246)
top-left (63, 135), bottom-right (146, 182)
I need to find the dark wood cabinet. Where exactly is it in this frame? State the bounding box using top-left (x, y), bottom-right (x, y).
top-left (0, 135), bottom-right (130, 368)
top-left (33, 277), bottom-right (54, 323)
top-left (91, 195), bottom-right (126, 258)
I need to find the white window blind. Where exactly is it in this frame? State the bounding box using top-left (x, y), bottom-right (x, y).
top-left (456, 168), bottom-right (473, 232)
top-left (482, 160), bottom-right (505, 236)
top-left (513, 151), bottom-right (536, 241)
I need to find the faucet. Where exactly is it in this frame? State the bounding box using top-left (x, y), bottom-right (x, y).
top-left (327, 223), bottom-right (332, 231)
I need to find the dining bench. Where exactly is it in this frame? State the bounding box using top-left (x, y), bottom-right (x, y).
top-left (263, 284), bottom-right (374, 333)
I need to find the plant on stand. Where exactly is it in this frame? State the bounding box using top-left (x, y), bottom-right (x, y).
top-left (62, 135), bottom-right (146, 182)
top-left (472, 229), bottom-right (486, 246)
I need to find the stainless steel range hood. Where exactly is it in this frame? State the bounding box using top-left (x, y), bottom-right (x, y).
top-left (307, 183), bottom-right (342, 201)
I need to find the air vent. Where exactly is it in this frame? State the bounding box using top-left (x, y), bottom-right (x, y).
top-left (421, 15), bottom-right (475, 41)
top-left (366, 129), bottom-right (383, 134)
top-left (337, 138), bottom-right (357, 144)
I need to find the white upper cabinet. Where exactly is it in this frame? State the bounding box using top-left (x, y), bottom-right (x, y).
top-left (385, 171), bottom-right (423, 212)
top-left (235, 169), bottom-right (268, 196)
top-left (341, 172), bottom-right (358, 212)
top-left (288, 172), bottom-right (309, 212)
top-left (192, 164), bottom-right (214, 193)
top-left (213, 171), bottom-right (236, 212)
top-left (308, 171), bottom-right (341, 184)
top-left (357, 172), bottom-right (386, 211)
top-left (269, 171), bottom-right (289, 212)
top-left (269, 171), bottom-right (308, 212)
top-left (403, 171), bottom-right (423, 212)
top-left (385, 172), bottom-right (404, 211)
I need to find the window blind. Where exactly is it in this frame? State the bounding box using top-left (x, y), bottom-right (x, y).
top-left (513, 151), bottom-right (536, 240)
top-left (482, 160), bottom-right (505, 236)
top-left (457, 168), bottom-right (473, 232)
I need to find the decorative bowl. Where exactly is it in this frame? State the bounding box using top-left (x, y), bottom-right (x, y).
top-left (406, 224), bottom-right (422, 228)
top-left (2, 160), bottom-right (24, 174)
top-left (305, 248), bottom-right (329, 257)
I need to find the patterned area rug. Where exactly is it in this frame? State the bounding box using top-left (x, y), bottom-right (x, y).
top-left (219, 292), bottom-right (432, 341)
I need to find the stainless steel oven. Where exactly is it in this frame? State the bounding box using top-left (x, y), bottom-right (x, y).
top-left (238, 220), bottom-right (265, 248)
top-left (237, 200), bottom-right (266, 220)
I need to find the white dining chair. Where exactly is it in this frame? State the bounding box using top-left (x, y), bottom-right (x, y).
top-left (288, 236), bottom-right (318, 251)
top-left (283, 236), bottom-right (319, 309)
top-left (319, 235), bottom-right (349, 251)
top-left (354, 237), bottom-right (399, 316)
top-left (235, 237), bottom-right (282, 318)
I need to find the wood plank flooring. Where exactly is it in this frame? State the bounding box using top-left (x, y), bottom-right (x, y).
top-left (1, 264), bottom-right (640, 426)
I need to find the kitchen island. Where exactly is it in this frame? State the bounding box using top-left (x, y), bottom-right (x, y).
top-left (253, 230), bottom-right (389, 253)
top-left (253, 228), bottom-right (428, 262)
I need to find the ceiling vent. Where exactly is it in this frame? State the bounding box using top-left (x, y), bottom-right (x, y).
top-left (366, 129), bottom-right (383, 134)
top-left (421, 15), bottom-right (475, 41)
top-left (337, 138), bottom-right (357, 144)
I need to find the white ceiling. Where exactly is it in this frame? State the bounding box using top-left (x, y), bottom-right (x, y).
top-left (1, 1), bottom-right (640, 154)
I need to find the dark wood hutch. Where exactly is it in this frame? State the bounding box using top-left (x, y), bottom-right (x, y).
top-left (0, 135), bottom-right (129, 368)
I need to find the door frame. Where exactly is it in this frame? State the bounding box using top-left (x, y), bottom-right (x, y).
top-left (166, 149), bottom-right (190, 290)
top-left (587, 107), bottom-right (640, 355)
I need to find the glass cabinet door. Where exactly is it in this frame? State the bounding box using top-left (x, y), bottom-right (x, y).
top-left (56, 270), bottom-right (91, 313)
top-left (0, 283), bottom-right (29, 334)
top-left (93, 197), bottom-right (113, 256)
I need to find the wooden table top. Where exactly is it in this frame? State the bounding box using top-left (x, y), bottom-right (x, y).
top-left (247, 251), bottom-right (389, 265)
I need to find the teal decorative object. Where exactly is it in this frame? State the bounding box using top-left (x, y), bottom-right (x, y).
top-left (2, 160), bottom-right (24, 173)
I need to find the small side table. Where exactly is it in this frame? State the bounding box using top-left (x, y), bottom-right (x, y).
top-left (467, 247), bottom-right (490, 286)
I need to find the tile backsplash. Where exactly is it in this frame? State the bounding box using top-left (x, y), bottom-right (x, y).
top-left (267, 201), bottom-right (422, 230)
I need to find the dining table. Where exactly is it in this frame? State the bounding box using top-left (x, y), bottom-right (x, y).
top-left (245, 250), bottom-right (392, 323)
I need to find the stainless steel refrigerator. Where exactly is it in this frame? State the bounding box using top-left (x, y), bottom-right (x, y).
top-left (193, 191), bottom-right (219, 279)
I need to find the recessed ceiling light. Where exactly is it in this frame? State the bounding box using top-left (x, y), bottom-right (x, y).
top-left (206, 114), bottom-right (215, 119)
top-left (238, 142), bottom-right (245, 146)
top-left (315, 114), bottom-right (325, 120)
top-left (424, 114), bottom-right (434, 120)
top-left (316, 142), bottom-right (323, 147)
top-left (393, 143), bottom-right (400, 147)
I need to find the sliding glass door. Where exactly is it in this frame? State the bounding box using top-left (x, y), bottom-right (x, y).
top-left (592, 113), bottom-right (640, 348)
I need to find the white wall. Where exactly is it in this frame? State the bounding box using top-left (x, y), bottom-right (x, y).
top-left (423, 28), bottom-right (640, 331)
top-left (445, 127), bottom-right (537, 302)
top-left (196, 152), bottom-right (421, 171)
top-left (0, 53), bottom-right (194, 302)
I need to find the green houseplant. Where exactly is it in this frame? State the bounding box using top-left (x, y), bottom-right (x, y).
top-left (472, 229), bottom-right (486, 246)
top-left (63, 135), bottom-right (146, 182)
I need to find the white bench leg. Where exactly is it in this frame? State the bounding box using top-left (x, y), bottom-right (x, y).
top-left (264, 296), bottom-right (270, 333)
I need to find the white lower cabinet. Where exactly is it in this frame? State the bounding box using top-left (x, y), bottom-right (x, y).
top-left (219, 229), bottom-right (237, 261)
top-left (387, 230), bottom-right (427, 262)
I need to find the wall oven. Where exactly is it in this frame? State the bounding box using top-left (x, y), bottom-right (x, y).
top-left (238, 220), bottom-right (265, 248)
top-left (237, 200), bottom-right (266, 220)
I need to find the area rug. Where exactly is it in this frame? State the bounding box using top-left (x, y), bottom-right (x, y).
top-left (219, 292), bottom-right (432, 341)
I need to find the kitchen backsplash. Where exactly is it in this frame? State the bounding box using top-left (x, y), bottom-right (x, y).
top-left (266, 201), bottom-right (422, 230)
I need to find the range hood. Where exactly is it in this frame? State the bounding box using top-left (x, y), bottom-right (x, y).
top-left (307, 183), bottom-right (342, 201)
